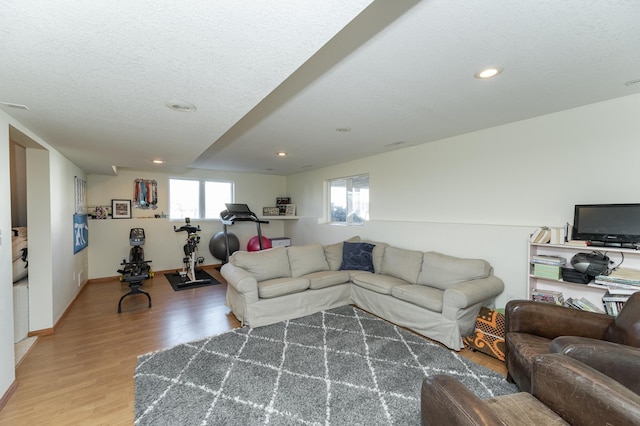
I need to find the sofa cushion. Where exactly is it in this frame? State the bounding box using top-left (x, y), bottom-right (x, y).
top-left (381, 246), bottom-right (424, 284)
top-left (391, 284), bottom-right (444, 312)
top-left (340, 242), bottom-right (375, 272)
top-left (288, 244), bottom-right (330, 277)
top-left (305, 270), bottom-right (351, 290)
top-left (418, 251), bottom-right (491, 290)
top-left (230, 247), bottom-right (291, 282)
top-left (323, 236), bottom-right (361, 270)
top-left (352, 273), bottom-right (407, 295)
top-left (361, 239), bottom-right (388, 273)
top-left (258, 277), bottom-right (310, 299)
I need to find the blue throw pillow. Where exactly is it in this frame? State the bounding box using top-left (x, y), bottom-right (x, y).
top-left (339, 241), bottom-right (375, 272)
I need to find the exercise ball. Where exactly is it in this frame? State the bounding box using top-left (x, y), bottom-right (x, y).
top-left (209, 231), bottom-right (240, 261)
top-left (247, 235), bottom-right (272, 252)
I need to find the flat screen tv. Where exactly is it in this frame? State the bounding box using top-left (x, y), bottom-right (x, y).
top-left (572, 203), bottom-right (640, 245)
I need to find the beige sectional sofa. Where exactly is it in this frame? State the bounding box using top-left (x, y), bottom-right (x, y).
top-left (221, 237), bottom-right (504, 350)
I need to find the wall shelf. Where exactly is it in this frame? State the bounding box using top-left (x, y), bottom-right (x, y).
top-left (260, 216), bottom-right (299, 220)
top-left (528, 242), bottom-right (640, 312)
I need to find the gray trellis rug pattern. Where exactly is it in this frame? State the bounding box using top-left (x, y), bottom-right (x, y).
top-left (134, 305), bottom-right (517, 425)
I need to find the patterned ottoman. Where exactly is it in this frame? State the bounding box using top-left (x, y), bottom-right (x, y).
top-left (463, 307), bottom-right (506, 361)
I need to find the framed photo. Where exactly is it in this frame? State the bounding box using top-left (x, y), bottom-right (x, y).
top-left (285, 204), bottom-right (296, 216)
top-left (276, 197), bottom-right (291, 215)
top-left (74, 176), bottom-right (87, 214)
top-left (263, 207), bottom-right (280, 216)
top-left (112, 199), bottom-right (132, 219)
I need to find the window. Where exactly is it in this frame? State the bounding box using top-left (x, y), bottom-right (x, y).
top-left (328, 174), bottom-right (369, 225)
top-left (169, 178), bottom-right (233, 220)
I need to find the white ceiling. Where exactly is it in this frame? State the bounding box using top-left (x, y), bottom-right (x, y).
top-left (2, 1), bottom-right (640, 176)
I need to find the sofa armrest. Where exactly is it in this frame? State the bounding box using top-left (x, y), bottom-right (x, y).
top-left (505, 300), bottom-right (613, 340)
top-left (220, 263), bottom-right (259, 302)
top-left (443, 276), bottom-right (504, 309)
top-left (532, 353), bottom-right (640, 425)
top-left (421, 375), bottom-right (504, 426)
top-left (550, 336), bottom-right (640, 394)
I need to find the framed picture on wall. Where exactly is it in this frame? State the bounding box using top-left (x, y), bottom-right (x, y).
top-left (75, 176), bottom-right (87, 214)
top-left (112, 199), bottom-right (132, 219)
top-left (285, 204), bottom-right (296, 216)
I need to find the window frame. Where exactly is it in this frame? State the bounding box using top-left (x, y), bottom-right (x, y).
top-left (327, 173), bottom-right (369, 226)
top-left (168, 177), bottom-right (234, 220)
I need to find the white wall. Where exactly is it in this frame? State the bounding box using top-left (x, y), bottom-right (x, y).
top-left (284, 93), bottom-right (640, 308)
top-left (87, 169), bottom-right (289, 278)
top-left (0, 114), bottom-right (16, 404)
top-left (1, 113), bottom-right (88, 402)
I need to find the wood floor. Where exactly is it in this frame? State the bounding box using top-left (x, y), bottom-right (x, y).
top-left (0, 268), bottom-right (506, 424)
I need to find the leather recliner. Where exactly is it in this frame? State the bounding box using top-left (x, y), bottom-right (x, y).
top-left (504, 291), bottom-right (640, 392)
top-left (421, 353), bottom-right (640, 425)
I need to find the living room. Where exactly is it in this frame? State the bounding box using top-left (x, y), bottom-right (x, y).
top-left (2, 1), bottom-right (640, 422)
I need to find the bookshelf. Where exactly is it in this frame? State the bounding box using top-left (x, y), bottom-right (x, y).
top-left (528, 242), bottom-right (640, 313)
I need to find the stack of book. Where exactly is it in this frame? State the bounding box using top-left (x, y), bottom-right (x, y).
top-left (594, 268), bottom-right (640, 295)
top-left (531, 289), bottom-right (564, 305)
top-left (564, 297), bottom-right (605, 313)
top-left (602, 291), bottom-right (629, 316)
top-left (530, 255), bottom-right (566, 280)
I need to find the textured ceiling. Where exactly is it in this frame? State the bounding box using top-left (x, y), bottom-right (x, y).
top-left (2, 1), bottom-right (640, 176)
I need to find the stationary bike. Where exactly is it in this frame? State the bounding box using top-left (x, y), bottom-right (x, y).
top-left (173, 218), bottom-right (211, 287)
top-left (116, 228), bottom-right (153, 313)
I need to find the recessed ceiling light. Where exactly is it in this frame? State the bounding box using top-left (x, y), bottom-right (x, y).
top-left (277, 152), bottom-right (287, 157)
top-left (474, 67), bottom-right (503, 79)
top-left (152, 159), bottom-right (164, 164)
top-left (165, 100), bottom-right (197, 112)
top-left (336, 127), bottom-right (351, 133)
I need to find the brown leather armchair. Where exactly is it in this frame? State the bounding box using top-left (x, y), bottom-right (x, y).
top-left (504, 291), bottom-right (640, 392)
top-left (421, 353), bottom-right (640, 426)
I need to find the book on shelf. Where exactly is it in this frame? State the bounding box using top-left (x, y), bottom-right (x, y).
top-left (579, 297), bottom-right (605, 313)
top-left (600, 268), bottom-right (640, 282)
top-left (564, 240), bottom-right (589, 246)
top-left (605, 286), bottom-right (639, 295)
top-left (602, 291), bottom-right (631, 302)
top-left (563, 297), bottom-right (582, 310)
top-left (602, 291), bottom-right (629, 316)
top-left (531, 289), bottom-right (564, 305)
top-left (594, 271), bottom-right (640, 290)
top-left (530, 255), bottom-right (567, 266)
top-left (530, 227), bottom-right (551, 244)
top-left (532, 264), bottom-right (562, 279)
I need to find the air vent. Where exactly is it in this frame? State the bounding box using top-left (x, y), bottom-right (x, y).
top-left (625, 78), bottom-right (640, 86)
top-left (165, 100), bottom-right (197, 112)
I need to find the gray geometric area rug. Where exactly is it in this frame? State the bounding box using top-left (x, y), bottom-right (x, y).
top-left (135, 305), bottom-right (517, 425)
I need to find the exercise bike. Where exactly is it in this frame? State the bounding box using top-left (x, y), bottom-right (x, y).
top-left (116, 228), bottom-right (153, 313)
top-left (173, 218), bottom-right (211, 287)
